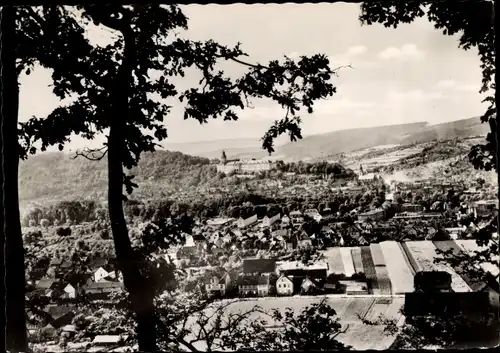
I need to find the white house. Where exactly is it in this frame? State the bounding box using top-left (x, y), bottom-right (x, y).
top-left (184, 234), bottom-right (195, 247)
top-left (63, 283), bottom-right (77, 299)
top-left (237, 214), bottom-right (258, 229)
top-left (304, 209), bottom-right (322, 222)
top-left (94, 267), bottom-right (109, 282)
top-left (281, 215), bottom-right (291, 227)
top-left (261, 214), bottom-right (281, 228)
top-left (289, 211), bottom-right (304, 226)
top-left (205, 272), bottom-right (231, 296)
top-left (276, 276), bottom-right (293, 296)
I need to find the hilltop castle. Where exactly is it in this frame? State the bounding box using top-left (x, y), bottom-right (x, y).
top-left (216, 150), bottom-right (277, 174)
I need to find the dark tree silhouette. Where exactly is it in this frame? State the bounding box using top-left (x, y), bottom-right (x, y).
top-left (19, 4), bottom-right (341, 350)
top-left (361, 2), bottom-right (498, 348)
top-left (3, 6), bottom-right (103, 350)
top-left (1, 6), bottom-right (29, 352)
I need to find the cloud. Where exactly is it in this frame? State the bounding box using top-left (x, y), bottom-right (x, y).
top-left (435, 80), bottom-right (478, 93)
top-left (387, 89), bottom-right (443, 103)
top-left (377, 44), bottom-right (424, 60)
top-left (345, 45), bottom-right (367, 56)
top-left (435, 79), bottom-right (456, 89)
top-left (456, 84), bottom-right (478, 92)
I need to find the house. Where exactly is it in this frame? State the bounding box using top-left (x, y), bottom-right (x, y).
top-left (358, 172), bottom-right (377, 181)
top-left (277, 261), bottom-right (328, 280)
top-left (338, 280), bottom-right (369, 295)
top-left (401, 203), bottom-right (424, 213)
top-left (92, 335), bottom-right (126, 349)
top-left (285, 233), bottom-right (299, 250)
top-left (88, 257), bottom-right (112, 270)
top-left (204, 271), bottom-right (235, 296)
top-left (272, 229), bottom-right (289, 241)
top-left (43, 304), bottom-right (76, 329)
top-left (304, 209), bottom-right (322, 222)
top-left (243, 258), bottom-right (276, 275)
top-left (193, 234), bottom-right (208, 249)
top-left (237, 214), bottom-right (258, 229)
top-left (358, 208), bottom-right (386, 222)
top-left (83, 281), bottom-right (124, 300)
top-left (261, 213), bottom-right (281, 228)
top-left (34, 279), bottom-right (66, 298)
top-left (207, 217), bottom-right (234, 230)
top-left (238, 275), bottom-right (274, 297)
top-left (289, 211), bottom-right (304, 226)
top-left (468, 200), bottom-right (498, 218)
top-left (94, 266), bottom-right (112, 282)
top-left (298, 231), bottom-right (313, 248)
top-left (301, 277), bottom-right (324, 295)
top-left (63, 283), bottom-right (78, 299)
top-left (276, 276), bottom-right (294, 296)
top-left (281, 215), bottom-right (291, 227)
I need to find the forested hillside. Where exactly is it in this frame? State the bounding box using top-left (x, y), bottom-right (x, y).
top-left (19, 150), bottom-right (217, 205)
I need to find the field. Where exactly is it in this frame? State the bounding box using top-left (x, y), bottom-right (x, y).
top-left (322, 247), bottom-right (346, 275)
top-left (194, 296), bottom-right (403, 350)
top-left (379, 241), bottom-right (415, 294)
top-left (405, 241), bottom-right (472, 292)
top-left (339, 247), bottom-right (356, 277)
top-left (369, 244), bottom-right (386, 266)
top-left (360, 246), bottom-right (378, 292)
top-left (350, 247), bottom-right (364, 274)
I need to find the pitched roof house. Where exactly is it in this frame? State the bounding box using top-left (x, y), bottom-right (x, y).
top-left (261, 213), bottom-right (281, 228)
top-left (243, 258), bottom-right (276, 275)
top-left (237, 214), bottom-right (258, 229)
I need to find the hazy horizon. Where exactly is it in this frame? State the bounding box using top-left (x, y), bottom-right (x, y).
top-left (19, 3), bottom-right (487, 151)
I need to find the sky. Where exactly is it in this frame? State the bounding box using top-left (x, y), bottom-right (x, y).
top-left (18, 3), bottom-right (487, 149)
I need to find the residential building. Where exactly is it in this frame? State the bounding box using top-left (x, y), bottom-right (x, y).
top-left (393, 212), bottom-right (443, 221)
top-left (63, 283), bottom-right (77, 299)
top-left (301, 277), bottom-right (324, 294)
top-left (289, 211), bottom-right (304, 226)
top-left (204, 271), bottom-right (235, 296)
top-left (338, 280), bottom-right (369, 295)
top-left (94, 267), bottom-right (110, 282)
top-left (217, 152), bottom-right (277, 174)
top-left (237, 214), bottom-right (258, 229)
top-left (276, 276), bottom-right (294, 296)
top-left (401, 203), bottom-right (424, 213)
top-left (238, 276), bottom-right (274, 297)
top-left (358, 208), bottom-right (386, 222)
top-left (206, 218), bottom-right (234, 230)
top-left (298, 231), bottom-right (313, 248)
top-left (83, 281), bottom-right (124, 300)
top-left (304, 209), bottom-right (322, 222)
top-left (261, 213), bottom-right (281, 228)
top-left (468, 200), bottom-right (498, 218)
top-left (243, 258), bottom-right (276, 275)
top-left (281, 215), bottom-right (291, 227)
top-left (277, 261), bottom-right (328, 279)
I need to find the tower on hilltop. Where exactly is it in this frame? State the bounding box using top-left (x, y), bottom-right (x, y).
top-left (221, 150), bottom-right (227, 165)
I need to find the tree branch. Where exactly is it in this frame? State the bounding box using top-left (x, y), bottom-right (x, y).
top-left (72, 146), bottom-right (108, 161)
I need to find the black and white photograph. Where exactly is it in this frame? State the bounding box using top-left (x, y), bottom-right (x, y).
top-left (1, 1), bottom-right (498, 352)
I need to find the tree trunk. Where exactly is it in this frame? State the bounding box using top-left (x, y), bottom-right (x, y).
top-left (107, 29), bottom-right (157, 351)
top-left (1, 6), bottom-right (29, 352)
top-left (494, 0), bottom-right (499, 237)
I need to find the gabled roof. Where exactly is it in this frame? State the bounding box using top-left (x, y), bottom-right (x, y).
top-left (50, 258), bottom-right (63, 266)
top-left (36, 279), bottom-right (59, 290)
top-left (243, 258), bottom-right (276, 274)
